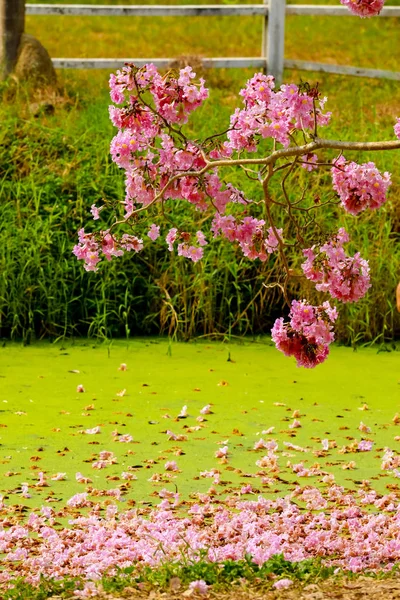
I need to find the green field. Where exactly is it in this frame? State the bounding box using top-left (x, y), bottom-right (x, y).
top-left (1, 339), bottom-right (399, 510)
top-left (24, 0), bottom-right (400, 73)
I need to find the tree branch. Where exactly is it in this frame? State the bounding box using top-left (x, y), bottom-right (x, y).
top-left (111, 137), bottom-right (400, 230)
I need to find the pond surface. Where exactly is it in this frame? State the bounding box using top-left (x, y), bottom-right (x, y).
top-left (0, 339), bottom-right (399, 508)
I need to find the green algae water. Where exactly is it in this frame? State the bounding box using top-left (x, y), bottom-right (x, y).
top-left (0, 339), bottom-right (399, 509)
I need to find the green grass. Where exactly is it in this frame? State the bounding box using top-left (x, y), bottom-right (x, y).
top-left (4, 554), bottom-right (336, 599)
top-left (0, 338), bottom-right (399, 510)
top-left (24, 0), bottom-right (400, 72)
top-left (5, 553), bottom-right (400, 600)
top-left (0, 1), bottom-right (399, 342)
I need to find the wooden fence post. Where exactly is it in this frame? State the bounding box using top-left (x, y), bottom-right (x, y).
top-left (266, 0), bottom-right (286, 85)
top-left (0, 0), bottom-right (25, 79)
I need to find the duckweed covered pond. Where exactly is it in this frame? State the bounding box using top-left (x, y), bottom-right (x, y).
top-left (0, 338), bottom-right (399, 508)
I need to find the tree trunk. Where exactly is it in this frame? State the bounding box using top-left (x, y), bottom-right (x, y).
top-left (0, 0), bottom-right (25, 79)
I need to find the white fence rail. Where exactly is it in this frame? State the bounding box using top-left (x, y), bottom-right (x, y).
top-left (26, 4), bottom-right (269, 16)
top-left (26, 3), bottom-right (400, 17)
top-left (51, 57), bottom-right (268, 69)
top-left (26, 2), bottom-right (400, 83)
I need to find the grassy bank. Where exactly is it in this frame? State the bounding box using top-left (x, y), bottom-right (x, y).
top-left (1, 554), bottom-right (336, 599)
top-left (6, 559), bottom-right (400, 600)
top-left (0, 1), bottom-right (399, 342)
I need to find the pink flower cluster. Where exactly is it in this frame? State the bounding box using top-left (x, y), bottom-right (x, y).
top-left (106, 62), bottom-right (254, 264)
top-left (108, 65), bottom-right (219, 227)
top-left (340, 0), bottom-right (385, 17)
top-left (177, 230), bottom-right (208, 263)
top-left (90, 204), bottom-right (103, 220)
top-left (4, 484), bottom-right (400, 587)
top-left (165, 229), bottom-right (208, 263)
top-left (394, 118), bottom-right (400, 140)
top-left (224, 73), bottom-right (331, 153)
top-left (109, 64), bottom-right (236, 263)
top-left (358, 440), bottom-right (373, 452)
top-left (73, 229), bottom-right (143, 272)
top-left (331, 156), bottom-right (391, 215)
top-left (273, 578), bottom-right (293, 590)
top-left (109, 63), bottom-right (208, 125)
top-left (211, 214), bottom-right (282, 261)
top-left (300, 153), bottom-right (319, 171)
top-left (271, 300), bottom-right (337, 368)
top-left (92, 451), bottom-right (117, 470)
top-left (189, 580), bottom-right (208, 594)
top-left (147, 224), bottom-right (160, 241)
top-left (301, 228), bottom-right (371, 303)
